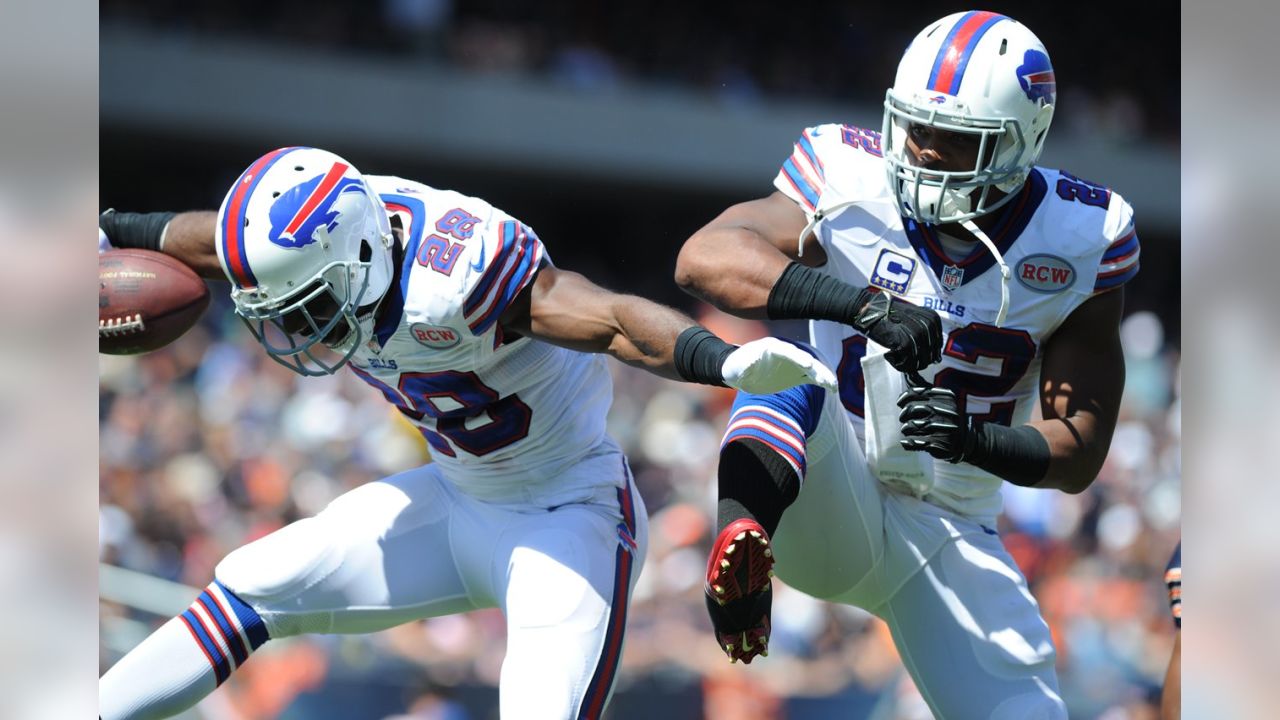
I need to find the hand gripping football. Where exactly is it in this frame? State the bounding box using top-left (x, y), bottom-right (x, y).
top-left (99, 249), bottom-right (210, 355)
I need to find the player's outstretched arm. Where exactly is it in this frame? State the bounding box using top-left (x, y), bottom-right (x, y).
top-left (898, 288), bottom-right (1125, 493)
top-left (500, 263), bottom-right (836, 393)
top-left (676, 191), bottom-right (942, 372)
top-left (99, 210), bottom-right (223, 279)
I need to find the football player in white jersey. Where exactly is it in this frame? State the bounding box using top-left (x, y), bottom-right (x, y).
top-left (97, 147), bottom-right (837, 720)
top-left (675, 11), bottom-right (1137, 718)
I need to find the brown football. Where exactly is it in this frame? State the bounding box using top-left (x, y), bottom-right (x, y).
top-left (99, 249), bottom-right (211, 355)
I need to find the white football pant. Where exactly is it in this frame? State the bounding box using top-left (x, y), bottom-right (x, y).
top-left (726, 381), bottom-right (1067, 719)
top-left (214, 444), bottom-right (647, 719)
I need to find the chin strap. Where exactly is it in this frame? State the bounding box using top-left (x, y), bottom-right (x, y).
top-left (959, 218), bottom-right (1011, 327)
top-left (797, 199), bottom-right (861, 258)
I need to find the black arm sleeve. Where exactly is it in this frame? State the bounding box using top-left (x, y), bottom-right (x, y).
top-left (99, 210), bottom-right (175, 252)
top-left (965, 422), bottom-right (1052, 487)
top-left (673, 327), bottom-right (735, 387)
top-left (766, 262), bottom-right (875, 327)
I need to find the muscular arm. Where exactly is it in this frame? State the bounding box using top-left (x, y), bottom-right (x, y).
top-left (100, 209), bottom-right (224, 280)
top-left (1029, 288), bottom-right (1126, 493)
top-left (500, 262), bottom-right (706, 381)
top-left (674, 191), bottom-right (824, 318)
top-left (160, 211), bottom-right (223, 279)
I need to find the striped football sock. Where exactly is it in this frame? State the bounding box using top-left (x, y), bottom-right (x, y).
top-left (100, 581), bottom-right (268, 720)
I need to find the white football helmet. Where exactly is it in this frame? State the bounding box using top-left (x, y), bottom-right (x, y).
top-left (215, 147), bottom-right (395, 376)
top-left (883, 11), bottom-right (1056, 224)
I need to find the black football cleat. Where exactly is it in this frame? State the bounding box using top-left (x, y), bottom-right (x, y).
top-left (704, 517), bottom-right (775, 664)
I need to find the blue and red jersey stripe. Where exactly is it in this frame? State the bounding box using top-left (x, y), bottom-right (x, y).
top-left (927, 11), bottom-right (1008, 95)
top-left (1095, 227), bottom-right (1141, 292)
top-left (1094, 262), bottom-right (1139, 291)
top-left (796, 131), bottom-right (825, 178)
top-left (464, 221), bottom-right (544, 335)
top-left (1101, 229), bottom-right (1139, 264)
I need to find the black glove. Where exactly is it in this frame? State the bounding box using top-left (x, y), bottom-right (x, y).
top-left (851, 288), bottom-right (944, 373)
top-left (896, 374), bottom-right (975, 463)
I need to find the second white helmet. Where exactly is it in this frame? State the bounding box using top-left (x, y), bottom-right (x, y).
top-left (883, 11), bottom-right (1056, 224)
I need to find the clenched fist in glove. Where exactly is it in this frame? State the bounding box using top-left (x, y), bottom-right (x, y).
top-left (766, 262), bottom-right (943, 374)
top-left (896, 375), bottom-right (974, 462)
top-left (850, 288), bottom-right (944, 373)
top-left (896, 373), bottom-right (1052, 486)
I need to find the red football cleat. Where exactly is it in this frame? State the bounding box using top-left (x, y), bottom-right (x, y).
top-left (704, 518), bottom-right (776, 664)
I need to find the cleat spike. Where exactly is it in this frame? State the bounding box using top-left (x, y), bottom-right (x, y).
top-left (734, 532), bottom-right (747, 541)
top-left (749, 530), bottom-right (761, 538)
top-left (730, 656), bottom-right (738, 664)
top-left (760, 537), bottom-right (769, 546)
top-left (725, 544), bottom-right (736, 555)
top-left (767, 569), bottom-right (775, 578)
top-left (721, 559), bottom-right (731, 569)
top-left (763, 548), bottom-right (773, 558)
top-left (761, 648), bottom-right (769, 657)
top-left (713, 584), bottom-right (724, 594)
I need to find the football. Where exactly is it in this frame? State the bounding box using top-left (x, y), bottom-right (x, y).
top-left (99, 249), bottom-right (211, 355)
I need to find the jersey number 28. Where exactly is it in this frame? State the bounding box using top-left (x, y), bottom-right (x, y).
top-left (352, 368), bottom-right (532, 457)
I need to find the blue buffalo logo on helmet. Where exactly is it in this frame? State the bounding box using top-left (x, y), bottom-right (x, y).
top-left (268, 166), bottom-right (367, 249)
top-left (1016, 49), bottom-right (1056, 105)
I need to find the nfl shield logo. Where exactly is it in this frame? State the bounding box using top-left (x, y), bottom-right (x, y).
top-left (941, 265), bottom-right (964, 292)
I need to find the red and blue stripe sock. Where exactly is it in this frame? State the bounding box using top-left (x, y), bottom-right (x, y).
top-left (100, 582), bottom-right (269, 720)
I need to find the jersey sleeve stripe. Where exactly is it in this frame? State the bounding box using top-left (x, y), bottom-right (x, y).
top-left (1099, 245), bottom-right (1140, 274)
top-left (1102, 231), bottom-right (1139, 261)
top-left (1100, 246), bottom-right (1140, 270)
top-left (1093, 262), bottom-right (1139, 291)
top-left (1098, 243), bottom-right (1140, 273)
top-left (779, 159), bottom-right (820, 210)
top-left (467, 234), bottom-right (528, 331)
top-left (470, 242), bottom-right (539, 335)
top-left (797, 132), bottom-right (826, 179)
top-left (463, 221), bottom-right (517, 316)
top-left (789, 147), bottom-right (824, 190)
top-left (1094, 227), bottom-right (1141, 292)
top-left (467, 225), bottom-right (544, 335)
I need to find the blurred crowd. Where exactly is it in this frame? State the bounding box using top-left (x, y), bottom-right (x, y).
top-left (99, 293), bottom-right (1180, 719)
top-left (99, 0), bottom-right (1176, 144)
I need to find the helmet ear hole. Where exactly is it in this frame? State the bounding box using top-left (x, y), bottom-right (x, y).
top-left (359, 240), bottom-right (373, 263)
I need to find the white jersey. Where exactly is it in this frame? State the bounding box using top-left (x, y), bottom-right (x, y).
top-left (344, 176), bottom-right (615, 503)
top-left (774, 124), bottom-right (1140, 518)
